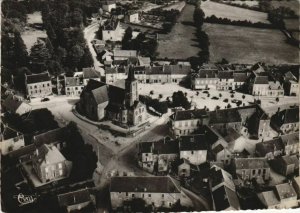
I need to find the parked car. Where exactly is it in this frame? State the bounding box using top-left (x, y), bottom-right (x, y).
top-left (203, 91), bottom-right (209, 94)
top-left (223, 98), bottom-right (229, 103)
top-left (211, 96), bottom-right (219, 100)
top-left (41, 98), bottom-right (50, 102)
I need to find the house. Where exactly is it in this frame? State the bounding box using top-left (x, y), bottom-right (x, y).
top-left (78, 67), bottom-right (146, 127)
top-left (251, 72), bottom-right (269, 96)
top-left (113, 50), bottom-right (137, 61)
top-left (138, 139), bottom-right (179, 174)
top-left (237, 104), bottom-right (270, 139)
top-left (257, 183), bottom-right (298, 209)
top-left (64, 77), bottom-right (84, 96)
top-left (233, 158), bottom-right (270, 181)
top-left (125, 11), bottom-right (140, 23)
top-left (212, 144), bottom-right (232, 166)
top-left (102, 1), bottom-right (116, 12)
top-left (110, 176), bottom-right (181, 210)
top-left (283, 71), bottom-right (299, 96)
top-left (209, 108), bottom-right (242, 133)
top-left (57, 188), bottom-right (96, 213)
top-left (209, 165), bottom-right (237, 210)
top-left (217, 127), bottom-right (246, 153)
top-left (1, 95), bottom-right (31, 115)
top-left (138, 57), bottom-right (151, 67)
top-left (105, 66), bottom-right (128, 84)
top-left (210, 166), bottom-right (240, 211)
top-left (270, 155), bottom-right (299, 176)
top-left (233, 72), bottom-right (248, 90)
top-left (92, 39), bottom-right (106, 55)
top-left (177, 158), bottom-right (200, 178)
top-left (25, 72), bottom-right (52, 98)
top-left (280, 132), bottom-right (299, 155)
top-left (191, 68), bottom-right (218, 90)
top-left (29, 144), bottom-right (72, 184)
top-left (255, 138), bottom-right (284, 159)
top-left (271, 107), bottom-right (299, 134)
top-left (82, 68), bottom-right (101, 85)
top-left (0, 125), bottom-right (25, 155)
top-left (179, 134), bottom-right (208, 165)
top-left (217, 71), bottom-right (234, 91)
top-left (268, 81), bottom-right (284, 97)
top-left (292, 176), bottom-right (300, 198)
top-left (169, 109), bottom-right (209, 137)
top-left (102, 19), bottom-right (125, 41)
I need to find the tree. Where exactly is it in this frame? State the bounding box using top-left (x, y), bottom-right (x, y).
top-left (150, 90), bottom-right (154, 95)
top-left (275, 97), bottom-right (279, 103)
top-left (30, 41), bottom-right (52, 72)
top-left (13, 32), bottom-right (28, 67)
top-left (122, 27), bottom-right (133, 50)
top-left (227, 104), bottom-right (232, 108)
top-left (193, 7), bottom-right (205, 29)
top-left (80, 47), bottom-right (94, 69)
top-left (219, 93), bottom-right (222, 98)
top-left (67, 44), bottom-right (84, 69)
top-left (158, 94), bottom-right (163, 99)
top-left (172, 91), bottom-right (191, 110)
top-left (242, 95), bottom-right (246, 99)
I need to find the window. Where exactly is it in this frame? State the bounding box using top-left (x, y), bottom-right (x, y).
top-left (148, 194), bottom-right (151, 197)
top-left (252, 170), bottom-right (256, 175)
top-left (126, 192), bottom-right (128, 196)
top-left (132, 194), bottom-right (135, 198)
top-left (162, 194), bottom-right (164, 198)
top-left (58, 163), bottom-right (62, 169)
top-left (191, 151), bottom-right (194, 155)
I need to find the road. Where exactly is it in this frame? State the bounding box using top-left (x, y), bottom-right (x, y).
top-left (83, 22), bottom-right (105, 76)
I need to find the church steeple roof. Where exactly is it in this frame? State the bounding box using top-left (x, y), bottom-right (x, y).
top-left (126, 65), bottom-right (136, 81)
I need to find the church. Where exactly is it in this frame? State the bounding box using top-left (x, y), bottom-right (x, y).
top-left (77, 66), bottom-right (146, 127)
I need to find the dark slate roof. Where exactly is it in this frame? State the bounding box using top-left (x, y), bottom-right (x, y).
top-left (103, 19), bottom-right (119, 31)
top-left (33, 127), bottom-right (67, 147)
top-left (255, 138), bottom-right (284, 157)
top-left (280, 132), bottom-right (299, 146)
top-left (234, 158), bottom-right (269, 170)
top-left (2, 95), bottom-right (22, 113)
top-left (153, 140), bottom-right (179, 154)
top-left (179, 134), bottom-right (208, 151)
top-left (92, 86), bottom-right (109, 104)
top-left (113, 50), bottom-right (137, 58)
top-left (218, 71), bottom-right (233, 79)
top-left (254, 76), bottom-right (269, 84)
top-left (170, 109), bottom-right (208, 121)
top-left (145, 66), bottom-right (167, 75)
top-left (209, 108), bottom-right (242, 124)
top-left (282, 107), bottom-right (299, 124)
top-left (138, 142), bottom-right (153, 153)
top-left (220, 128), bottom-right (241, 143)
top-left (26, 72), bottom-right (51, 84)
top-left (234, 73), bottom-right (248, 82)
top-left (212, 144), bottom-right (224, 154)
top-left (65, 77), bottom-right (82, 87)
top-left (164, 64), bottom-right (191, 75)
top-left (212, 185), bottom-right (240, 211)
top-left (112, 59), bottom-right (128, 66)
top-left (127, 66), bottom-right (136, 81)
top-left (110, 176), bottom-right (181, 193)
top-left (193, 69), bottom-right (217, 78)
top-left (107, 85), bottom-right (126, 106)
top-left (83, 68), bottom-right (101, 79)
top-left (57, 188), bottom-right (92, 207)
top-left (284, 71), bottom-right (297, 81)
top-left (105, 67), bottom-right (118, 74)
top-left (84, 80), bottom-right (106, 92)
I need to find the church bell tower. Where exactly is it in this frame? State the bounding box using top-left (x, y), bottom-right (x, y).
top-left (125, 66), bottom-right (139, 107)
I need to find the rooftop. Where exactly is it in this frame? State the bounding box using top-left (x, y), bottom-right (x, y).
top-left (275, 183), bottom-right (297, 200)
top-left (212, 185), bottom-right (240, 211)
top-left (82, 68), bottom-right (101, 79)
top-left (32, 144), bottom-right (66, 167)
top-left (234, 158), bottom-right (269, 170)
top-left (170, 109), bottom-right (208, 121)
top-left (65, 77), bottom-right (82, 87)
top-left (26, 72), bottom-right (51, 84)
top-left (209, 108), bottom-right (242, 124)
top-left (110, 176), bottom-right (181, 193)
top-left (113, 50), bottom-right (137, 58)
top-left (179, 134), bottom-right (208, 151)
top-left (57, 188), bottom-right (93, 207)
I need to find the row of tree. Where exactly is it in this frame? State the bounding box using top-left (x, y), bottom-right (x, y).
top-left (205, 15), bottom-right (275, 29)
top-left (193, 3), bottom-right (210, 64)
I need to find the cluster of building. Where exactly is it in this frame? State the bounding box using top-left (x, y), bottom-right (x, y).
top-left (107, 103), bottom-right (299, 210)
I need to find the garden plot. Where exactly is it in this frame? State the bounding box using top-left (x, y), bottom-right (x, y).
top-left (201, 1), bottom-right (269, 23)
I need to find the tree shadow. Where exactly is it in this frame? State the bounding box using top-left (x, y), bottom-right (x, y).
top-left (181, 21), bottom-right (195, 27)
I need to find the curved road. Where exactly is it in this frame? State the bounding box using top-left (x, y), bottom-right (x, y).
top-left (83, 22), bottom-right (105, 76)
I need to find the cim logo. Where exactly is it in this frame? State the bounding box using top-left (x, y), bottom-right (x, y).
top-left (13, 193), bottom-right (38, 206)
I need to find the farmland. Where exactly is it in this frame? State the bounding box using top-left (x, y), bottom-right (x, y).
top-left (222, 0), bottom-right (259, 7)
top-left (201, 1), bottom-right (269, 23)
top-left (203, 23), bottom-right (299, 64)
top-left (157, 4), bottom-right (200, 59)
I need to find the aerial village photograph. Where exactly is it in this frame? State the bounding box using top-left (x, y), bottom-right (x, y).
top-left (0, 0), bottom-right (299, 212)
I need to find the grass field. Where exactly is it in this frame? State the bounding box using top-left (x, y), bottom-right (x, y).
top-left (21, 28), bottom-right (47, 51)
top-left (157, 4), bottom-right (200, 59)
top-left (201, 1), bottom-right (269, 23)
top-left (203, 23), bottom-right (299, 64)
top-left (27, 12), bottom-right (43, 24)
top-left (224, 0), bottom-right (259, 7)
top-left (271, 0), bottom-right (300, 16)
